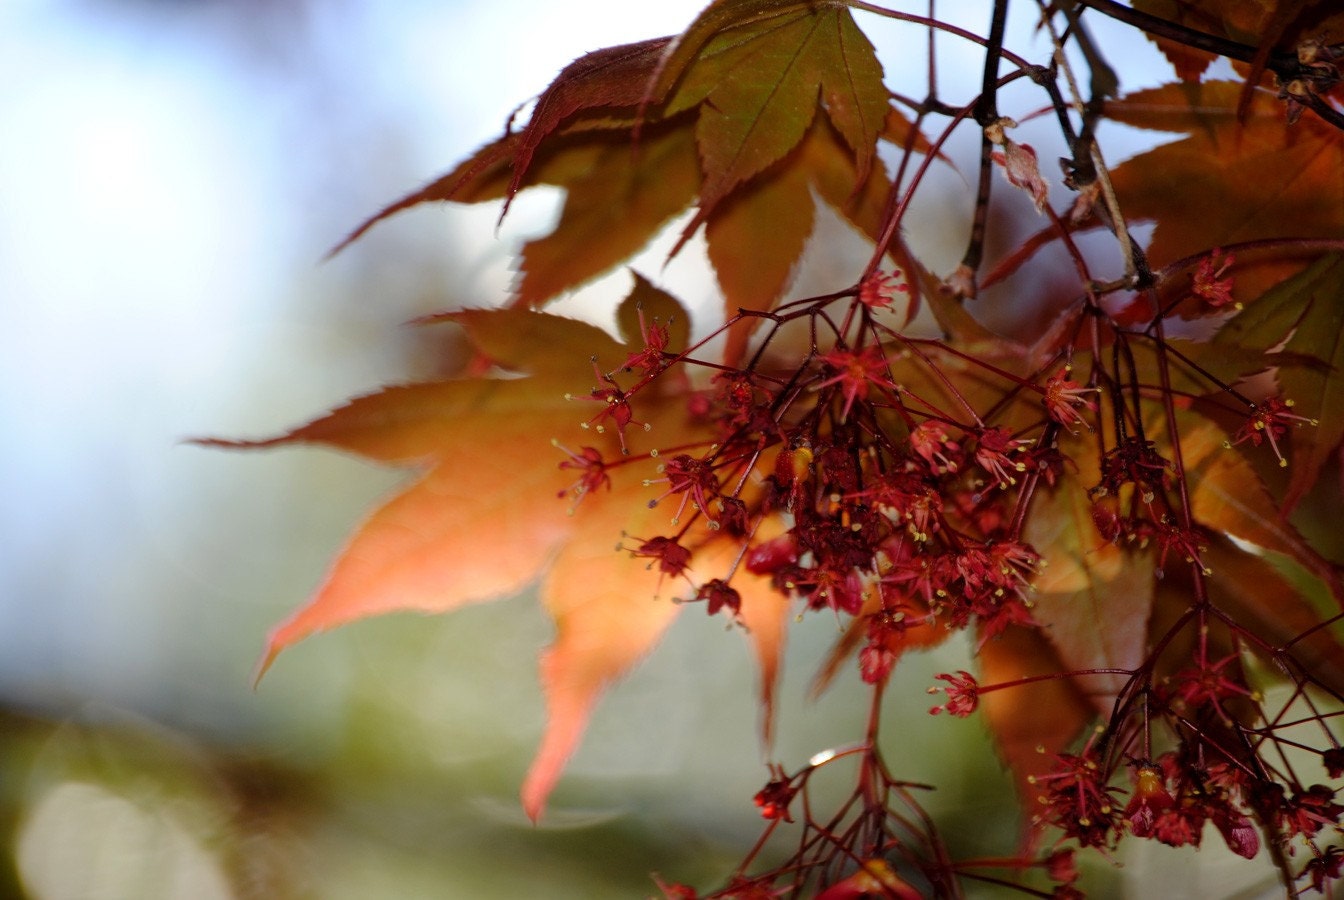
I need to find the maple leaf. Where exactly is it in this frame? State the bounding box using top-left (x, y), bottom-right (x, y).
top-left (1132, 0), bottom-right (1344, 83)
top-left (327, 126), bottom-right (615, 257)
top-left (1272, 255), bottom-right (1344, 508)
top-left (1174, 402), bottom-right (1341, 598)
top-left (324, 1), bottom-right (927, 367)
top-left (205, 284), bottom-right (786, 820)
top-left (706, 116), bottom-right (895, 365)
top-left (1198, 537), bottom-right (1344, 696)
top-left (1023, 461), bottom-right (1155, 713)
top-left (336, 120), bottom-right (702, 310)
top-left (1106, 80), bottom-right (1344, 303)
top-left (656, 0), bottom-right (887, 218)
top-left (515, 123), bottom-right (701, 308)
top-left (978, 623), bottom-right (1095, 839)
top-left (502, 36), bottom-right (678, 212)
top-left (1199, 253), bottom-right (1344, 509)
top-left (325, 31), bottom-right (680, 256)
top-left (1131, 0), bottom-right (1222, 81)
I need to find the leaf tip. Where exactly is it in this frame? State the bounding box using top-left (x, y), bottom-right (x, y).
top-left (187, 434), bottom-right (288, 451)
top-left (250, 645), bottom-right (279, 691)
top-left (520, 783), bottom-right (546, 825)
top-left (250, 609), bottom-right (321, 690)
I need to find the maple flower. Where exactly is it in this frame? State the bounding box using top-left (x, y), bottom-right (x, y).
top-left (553, 441), bottom-right (612, 505)
top-left (709, 371), bottom-right (766, 432)
top-left (972, 591), bottom-right (1036, 642)
top-left (1041, 369), bottom-right (1097, 429)
top-left (954, 546), bottom-right (994, 593)
top-left (769, 444), bottom-right (816, 513)
top-left (859, 641), bottom-right (897, 684)
top-left (908, 420), bottom-right (962, 475)
top-left (1211, 808), bottom-right (1259, 859)
top-left (1227, 396), bottom-right (1318, 467)
top-left (1031, 752), bottom-right (1122, 848)
top-left (1150, 805), bottom-right (1204, 849)
top-left (1124, 763), bottom-right (1176, 837)
top-left (1093, 437), bottom-right (1170, 500)
top-left (986, 539), bottom-right (1040, 590)
top-left (693, 578), bottom-right (742, 616)
top-left (857, 270), bottom-right (910, 310)
top-left (629, 535), bottom-right (693, 578)
top-left (745, 533), bottom-right (800, 576)
top-left (1281, 784), bottom-right (1344, 838)
top-left (815, 345), bottom-right (896, 421)
top-left (583, 380), bottom-right (648, 454)
top-left (580, 358), bottom-right (651, 455)
top-left (1162, 654), bottom-right (1256, 719)
top-left (973, 426), bottom-right (1030, 488)
top-left (710, 495), bottom-right (751, 536)
top-left (793, 565), bottom-right (866, 615)
top-left (661, 454), bottom-right (719, 510)
top-left (653, 876), bottom-right (700, 900)
top-left (1044, 848), bottom-right (1078, 885)
top-left (1023, 444), bottom-right (1069, 487)
top-left (927, 670), bottom-right (979, 717)
top-left (1191, 247), bottom-right (1237, 309)
top-left (619, 303), bottom-right (671, 375)
top-left (649, 453), bottom-right (720, 525)
top-left (885, 550), bottom-right (953, 607)
top-left (901, 486), bottom-right (943, 541)
top-left (1154, 520), bottom-right (1210, 576)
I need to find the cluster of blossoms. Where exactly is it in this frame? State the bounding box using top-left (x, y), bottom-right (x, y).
top-left (549, 264), bottom-right (1344, 896)
top-left (570, 288), bottom-right (1062, 653)
top-left (1024, 624), bottom-right (1344, 893)
top-left (555, 282), bottom-right (1117, 895)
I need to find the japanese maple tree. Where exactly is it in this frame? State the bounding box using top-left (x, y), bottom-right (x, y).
top-left (209, 0), bottom-right (1344, 896)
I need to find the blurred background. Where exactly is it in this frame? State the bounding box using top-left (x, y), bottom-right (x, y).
top-left (0, 1), bottom-right (1281, 897)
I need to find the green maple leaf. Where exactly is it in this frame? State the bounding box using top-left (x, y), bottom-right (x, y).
top-left (661, 1), bottom-right (887, 223)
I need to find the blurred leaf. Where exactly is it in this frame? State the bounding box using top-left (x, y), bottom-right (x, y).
top-left (1202, 537), bottom-right (1344, 696)
top-left (1212, 252), bottom-right (1341, 353)
top-left (1132, 0), bottom-right (1344, 89)
top-left (705, 124), bottom-right (818, 366)
top-left (1024, 473), bottom-right (1155, 713)
top-left (978, 624), bottom-right (1094, 839)
top-left (1276, 255), bottom-right (1344, 507)
top-left (523, 474), bottom-right (684, 820)
top-left (1107, 81), bottom-right (1344, 301)
top-left (516, 124), bottom-right (700, 307)
top-left (698, 523), bottom-right (791, 747)
top-left (1175, 404), bottom-right (1343, 601)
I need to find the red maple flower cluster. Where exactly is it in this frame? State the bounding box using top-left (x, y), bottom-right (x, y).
top-left (553, 261), bottom-right (1341, 896)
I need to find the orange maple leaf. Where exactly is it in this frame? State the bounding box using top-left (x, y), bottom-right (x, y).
top-left (204, 286), bottom-right (788, 821)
